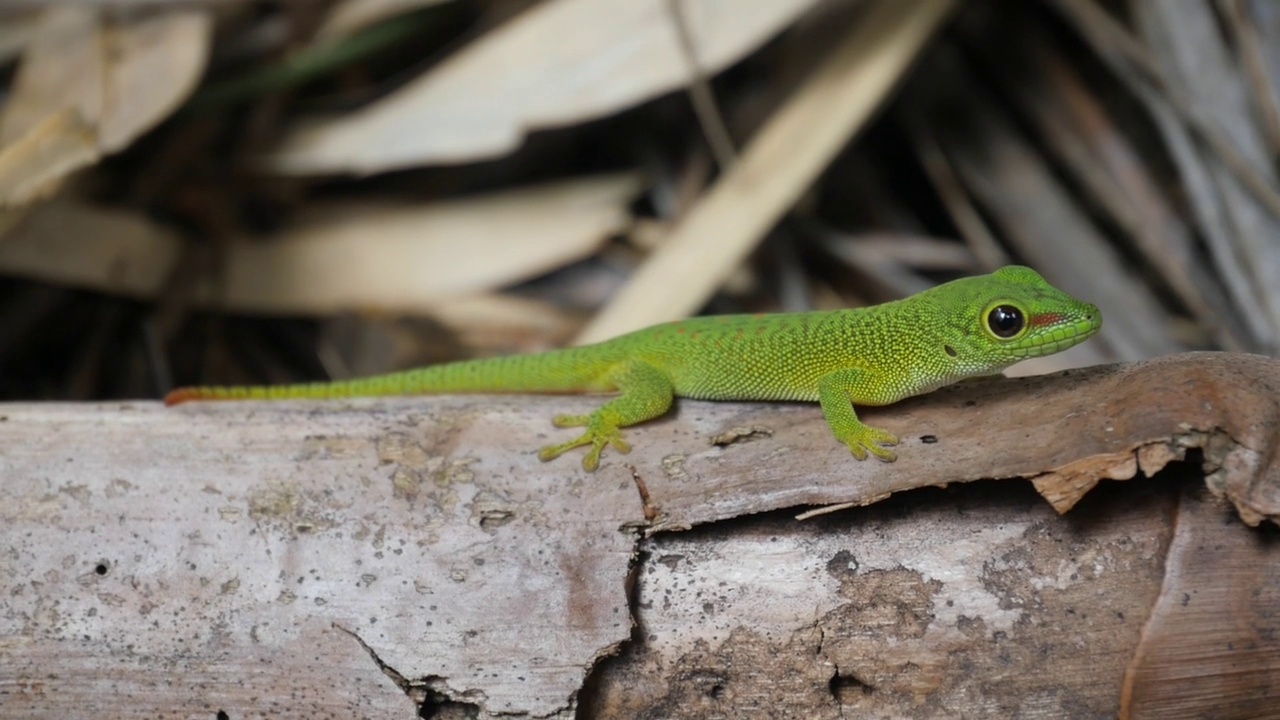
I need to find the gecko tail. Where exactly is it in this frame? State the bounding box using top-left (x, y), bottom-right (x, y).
top-left (164, 388), bottom-right (199, 405)
top-left (164, 380), bottom-right (381, 404)
top-left (163, 346), bottom-right (628, 405)
top-left (164, 386), bottom-right (263, 405)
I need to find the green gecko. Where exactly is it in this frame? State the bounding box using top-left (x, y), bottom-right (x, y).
top-left (166, 265), bottom-right (1101, 471)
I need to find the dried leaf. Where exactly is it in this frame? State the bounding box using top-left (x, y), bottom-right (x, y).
top-left (0, 9), bottom-right (37, 63)
top-left (0, 110), bottom-right (98, 207)
top-left (908, 117), bottom-right (1012, 271)
top-left (921, 47), bottom-right (1177, 361)
top-left (576, 0), bottom-right (958, 343)
top-left (0, 176), bottom-right (640, 317)
top-left (965, 23), bottom-right (1248, 351)
top-left (425, 294), bottom-right (579, 353)
top-left (0, 6), bottom-right (210, 207)
top-left (315, 0), bottom-right (456, 41)
top-left (0, 197), bottom-right (181, 293)
top-left (270, 0), bottom-right (826, 172)
top-left (0, 7), bottom-right (101, 146)
top-left (1133, 1), bottom-right (1280, 351)
top-left (1049, 0), bottom-right (1280, 353)
top-left (1224, 0), bottom-right (1280, 161)
top-left (216, 174), bottom-right (641, 315)
top-left (96, 8), bottom-right (211, 152)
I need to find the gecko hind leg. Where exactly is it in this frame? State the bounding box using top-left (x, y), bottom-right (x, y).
top-left (537, 360), bottom-right (674, 471)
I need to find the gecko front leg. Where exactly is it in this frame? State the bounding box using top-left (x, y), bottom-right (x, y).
top-left (817, 368), bottom-right (900, 462)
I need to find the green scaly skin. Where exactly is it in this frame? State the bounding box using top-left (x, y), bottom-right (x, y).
top-left (167, 266), bottom-right (1102, 471)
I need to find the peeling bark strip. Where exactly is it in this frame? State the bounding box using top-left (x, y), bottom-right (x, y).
top-left (0, 352), bottom-right (1277, 717)
top-left (635, 351), bottom-right (1280, 531)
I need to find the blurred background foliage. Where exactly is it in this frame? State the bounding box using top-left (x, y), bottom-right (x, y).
top-left (0, 0), bottom-right (1277, 402)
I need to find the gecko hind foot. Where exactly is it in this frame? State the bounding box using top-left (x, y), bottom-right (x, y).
top-left (538, 420), bottom-right (632, 471)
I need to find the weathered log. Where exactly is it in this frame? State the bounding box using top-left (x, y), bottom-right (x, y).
top-left (2, 352), bottom-right (1277, 718)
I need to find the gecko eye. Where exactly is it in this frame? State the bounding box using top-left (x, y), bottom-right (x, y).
top-left (987, 305), bottom-right (1024, 339)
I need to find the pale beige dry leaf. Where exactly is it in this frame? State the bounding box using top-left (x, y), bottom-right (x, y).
top-left (0, 176), bottom-right (640, 317)
top-left (315, 0), bottom-right (456, 41)
top-left (0, 197), bottom-right (183, 295)
top-left (0, 7), bottom-right (102, 146)
top-left (216, 173), bottom-right (641, 315)
top-left (97, 9), bottom-right (211, 153)
top-left (0, 6), bottom-right (210, 207)
top-left (0, 110), bottom-right (98, 207)
top-left (270, 0), bottom-right (825, 173)
top-left (0, 199), bottom-right (580, 356)
top-left (0, 10), bottom-right (37, 63)
top-left (576, 0), bottom-right (958, 344)
top-left (425, 294), bottom-right (579, 351)
top-left (317, 294), bottom-right (578, 378)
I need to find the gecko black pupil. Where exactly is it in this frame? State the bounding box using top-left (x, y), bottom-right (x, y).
top-left (987, 305), bottom-right (1024, 338)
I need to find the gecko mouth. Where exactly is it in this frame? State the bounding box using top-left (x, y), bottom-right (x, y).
top-left (1011, 313), bottom-right (1102, 359)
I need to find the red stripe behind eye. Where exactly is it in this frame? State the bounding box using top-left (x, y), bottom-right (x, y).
top-left (1029, 312), bottom-right (1065, 328)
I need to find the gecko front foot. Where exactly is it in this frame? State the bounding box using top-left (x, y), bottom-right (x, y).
top-left (839, 425), bottom-right (899, 462)
top-left (538, 414), bottom-right (632, 471)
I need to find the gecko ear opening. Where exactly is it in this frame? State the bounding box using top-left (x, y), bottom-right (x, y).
top-left (985, 304), bottom-right (1025, 339)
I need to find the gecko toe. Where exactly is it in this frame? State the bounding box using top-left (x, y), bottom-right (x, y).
top-left (840, 426), bottom-right (899, 462)
top-left (868, 445), bottom-right (898, 462)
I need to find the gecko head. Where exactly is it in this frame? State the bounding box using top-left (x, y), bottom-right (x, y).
top-left (935, 265), bottom-right (1102, 372)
